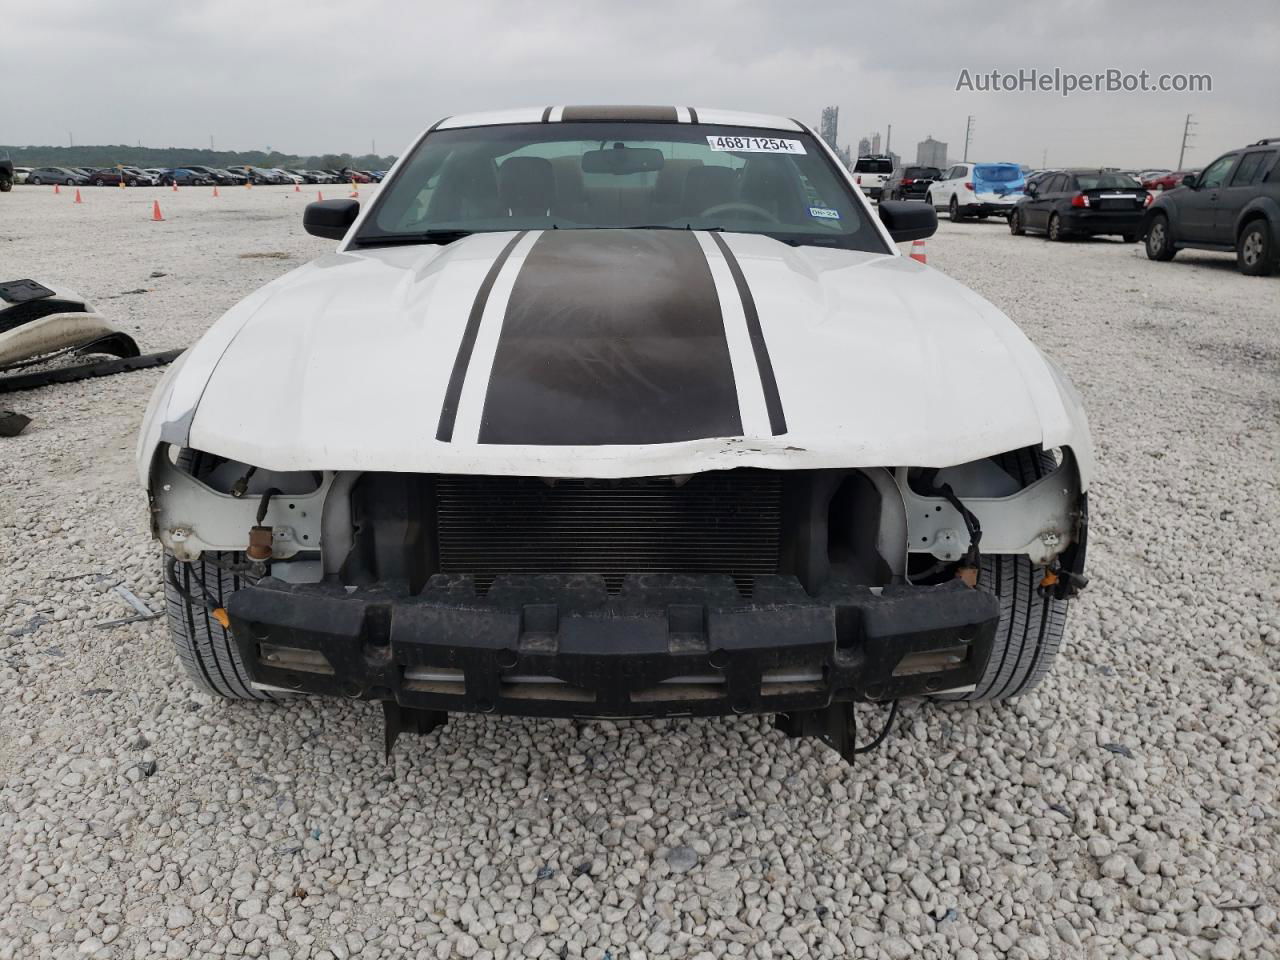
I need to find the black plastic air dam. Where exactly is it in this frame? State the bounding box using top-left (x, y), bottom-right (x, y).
top-left (226, 575), bottom-right (1000, 719)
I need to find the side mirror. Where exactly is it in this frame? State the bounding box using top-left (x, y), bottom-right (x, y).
top-left (1181, 174), bottom-right (1198, 189)
top-left (1024, 183), bottom-right (1038, 197)
top-left (879, 200), bottom-right (937, 243)
top-left (304, 199), bottom-right (360, 240)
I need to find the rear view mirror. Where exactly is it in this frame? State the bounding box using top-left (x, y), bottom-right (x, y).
top-left (304, 199), bottom-right (359, 240)
top-left (879, 200), bottom-right (937, 243)
top-left (581, 147), bottom-right (665, 175)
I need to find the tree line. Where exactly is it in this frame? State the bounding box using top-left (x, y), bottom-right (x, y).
top-left (0, 145), bottom-right (397, 171)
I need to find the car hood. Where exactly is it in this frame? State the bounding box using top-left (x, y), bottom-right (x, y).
top-left (148, 229), bottom-right (1093, 485)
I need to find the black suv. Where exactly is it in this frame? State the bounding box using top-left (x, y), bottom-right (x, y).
top-left (883, 165), bottom-right (941, 201)
top-left (1141, 138), bottom-right (1279, 276)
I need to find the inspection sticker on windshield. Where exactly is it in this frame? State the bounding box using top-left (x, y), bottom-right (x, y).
top-left (706, 135), bottom-right (806, 154)
top-left (808, 206), bottom-right (841, 220)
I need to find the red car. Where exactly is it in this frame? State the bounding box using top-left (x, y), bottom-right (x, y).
top-left (86, 167), bottom-right (153, 187)
top-left (1143, 170), bottom-right (1198, 191)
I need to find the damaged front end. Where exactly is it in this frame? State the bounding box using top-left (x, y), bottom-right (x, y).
top-left (147, 444), bottom-right (1087, 760)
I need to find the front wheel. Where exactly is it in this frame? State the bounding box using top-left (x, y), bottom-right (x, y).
top-left (1237, 220), bottom-right (1276, 276)
top-left (1009, 210), bottom-right (1025, 235)
top-left (936, 449), bottom-right (1071, 702)
top-left (1145, 214), bottom-right (1176, 261)
top-left (30, 176), bottom-right (42, 185)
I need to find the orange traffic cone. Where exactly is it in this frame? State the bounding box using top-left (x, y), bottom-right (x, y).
top-left (151, 200), bottom-right (165, 222)
top-left (909, 239), bottom-right (927, 263)
top-left (294, 182), bottom-right (301, 192)
top-left (54, 183), bottom-right (61, 195)
top-left (317, 191), bottom-right (323, 202)
top-left (171, 181), bottom-right (179, 192)
top-left (349, 190), bottom-right (359, 198)
top-left (212, 185), bottom-right (220, 197)
top-left (118, 179), bottom-right (126, 189)
top-left (245, 179), bottom-right (252, 189)
top-left (74, 189), bottom-right (83, 204)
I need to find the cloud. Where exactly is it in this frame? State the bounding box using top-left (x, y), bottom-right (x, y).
top-left (6, 0), bottom-right (1276, 168)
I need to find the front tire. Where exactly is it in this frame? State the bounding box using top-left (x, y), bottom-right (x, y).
top-left (161, 450), bottom-right (276, 701)
top-left (1009, 210), bottom-right (1025, 235)
top-left (1145, 214), bottom-right (1176, 261)
top-left (1237, 220), bottom-right (1276, 276)
top-left (938, 449), bottom-right (1071, 702)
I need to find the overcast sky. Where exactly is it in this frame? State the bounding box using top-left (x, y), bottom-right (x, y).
top-left (7, 0), bottom-right (1277, 169)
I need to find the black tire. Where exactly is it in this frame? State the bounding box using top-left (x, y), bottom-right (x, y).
top-left (162, 451), bottom-right (276, 701)
top-left (1237, 219), bottom-right (1276, 277)
top-left (937, 448), bottom-right (1070, 702)
top-left (949, 197), bottom-right (963, 222)
top-left (1145, 214), bottom-right (1176, 261)
top-left (1009, 210), bottom-right (1025, 236)
top-left (0, 181), bottom-right (10, 193)
top-left (29, 176), bottom-right (42, 185)
top-left (1047, 213), bottom-right (1065, 241)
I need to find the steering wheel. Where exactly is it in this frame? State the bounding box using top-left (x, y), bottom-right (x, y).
top-left (699, 202), bottom-right (780, 224)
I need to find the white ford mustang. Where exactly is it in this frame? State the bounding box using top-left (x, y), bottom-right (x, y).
top-left (138, 106), bottom-right (1091, 759)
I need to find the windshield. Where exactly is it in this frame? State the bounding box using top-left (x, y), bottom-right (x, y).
top-left (1077, 173), bottom-right (1141, 190)
top-left (355, 122), bottom-right (887, 252)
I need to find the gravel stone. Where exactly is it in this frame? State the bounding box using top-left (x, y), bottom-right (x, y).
top-left (0, 190), bottom-right (1276, 960)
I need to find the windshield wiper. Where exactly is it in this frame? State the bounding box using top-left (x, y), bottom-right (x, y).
top-left (353, 230), bottom-right (472, 247)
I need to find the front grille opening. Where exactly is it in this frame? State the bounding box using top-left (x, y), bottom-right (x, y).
top-left (435, 471), bottom-right (783, 596)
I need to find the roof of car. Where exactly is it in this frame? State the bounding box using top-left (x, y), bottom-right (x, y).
top-left (434, 106), bottom-right (805, 133)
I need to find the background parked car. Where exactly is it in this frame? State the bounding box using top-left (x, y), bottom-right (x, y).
top-left (928, 162), bottom-right (1025, 220)
top-left (883, 165), bottom-right (941, 201)
top-left (26, 167), bottom-right (89, 186)
top-left (158, 168), bottom-right (213, 186)
top-left (86, 167), bottom-right (150, 186)
top-left (12, 166), bottom-right (32, 184)
top-left (1010, 169), bottom-right (1149, 242)
top-left (182, 165), bottom-right (247, 186)
top-left (226, 166), bottom-right (273, 185)
top-left (852, 155), bottom-right (894, 199)
top-left (1143, 170), bottom-right (1198, 191)
top-left (1142, 138), bottom-right (1279, 275)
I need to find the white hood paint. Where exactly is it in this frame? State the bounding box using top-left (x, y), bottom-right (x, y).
top-left (140, 231), bottom-right (1093, 488)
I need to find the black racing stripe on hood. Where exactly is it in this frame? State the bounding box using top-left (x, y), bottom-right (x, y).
top-left (477, 229), bottom-right (742, 445)
top-left (709, 232), bottom-right (787, 435)
top-left (435, 231), bottom-right (527, 442)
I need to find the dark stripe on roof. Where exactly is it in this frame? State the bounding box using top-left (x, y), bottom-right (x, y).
top-left (559, 105), bottom-right (679, 122)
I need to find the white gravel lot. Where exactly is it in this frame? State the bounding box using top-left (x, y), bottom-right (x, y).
top-left (1, 185), bottom-right (1277, 960)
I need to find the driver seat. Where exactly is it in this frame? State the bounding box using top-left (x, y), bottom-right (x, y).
top-left (499, 157), bottom-right (557, 218)
top-left (682, 166), bottom-right (737, 215)
top-left (738, 156), bottom-right (806, 220)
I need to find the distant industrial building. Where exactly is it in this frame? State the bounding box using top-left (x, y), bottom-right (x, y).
top-left (818, 106), bottom-right (853, 168)
top-left (870, 132), bottom-right (882, 154)
top-left (857, 137), bottom-right (871, 158)
top-left (917, 136), bottom-right (947, 168)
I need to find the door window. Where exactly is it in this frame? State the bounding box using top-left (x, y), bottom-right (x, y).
top-left (1230, 151), bottom-right (1275, 186)
top-left (1199, 155), bottom-right (1237, 189)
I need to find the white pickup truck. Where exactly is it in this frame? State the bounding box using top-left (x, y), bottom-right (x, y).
top-left (853, 155), bottom-right (894, 200)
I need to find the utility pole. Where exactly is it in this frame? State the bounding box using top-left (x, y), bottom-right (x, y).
top-left (1177, 114), bottom-right (1196, 170)
top-left (68, 131), bottom-right (74, 148)
top-left (885, 124), bottom-right (891, 156)
top-left (1042, 148), bottom-right (1047, 168)
top-left (962, 115), bottom-right (974, 162)
top-left (210, 135), bottom-right (215, 151)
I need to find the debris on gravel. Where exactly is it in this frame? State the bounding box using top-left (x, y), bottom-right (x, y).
top-left (0, 191), bottom-right (1277, 959)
